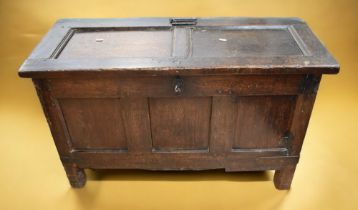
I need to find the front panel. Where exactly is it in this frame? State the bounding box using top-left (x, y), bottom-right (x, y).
top-left (149, 97), bottom-right (212, 152)
top-left (60, 98), bottom-right (128, 150)
top-left (232, 96), bottom-right (296, 149)
top-left (52, 75), bottom-right (300, 171)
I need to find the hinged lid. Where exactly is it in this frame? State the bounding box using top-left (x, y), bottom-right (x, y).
top-left (19, 17), bottom-right (339, 78)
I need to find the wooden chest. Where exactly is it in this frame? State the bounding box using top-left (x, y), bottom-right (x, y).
top-left (19, 17), bottom-right (339, 189)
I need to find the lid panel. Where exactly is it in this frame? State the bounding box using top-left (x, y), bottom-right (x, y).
top-left (58, 29), bottom-right (173, 59)
top-left (191, 27), bottom-right (303, 57)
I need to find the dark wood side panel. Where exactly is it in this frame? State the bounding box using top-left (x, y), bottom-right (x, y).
top-left (49, 75), bottom-right (304, 98)
top-left (33, 79), bottom-right (87, 187)
top-left (32, 79), bottom-right (72, 155)
top-left (232, 96), bottom-right (296, 149)
top-left (149, 97), bottom-right (212, 152)
top-left (59, 98), bottom-right (128, 150)
top-left (289, 94), bottom-right (317, 155)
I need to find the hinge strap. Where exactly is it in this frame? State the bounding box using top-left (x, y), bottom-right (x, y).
top-left (170, 18), bottom-right (197, 26)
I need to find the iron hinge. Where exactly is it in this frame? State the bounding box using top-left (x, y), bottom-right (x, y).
top-left (170, 18), bottom-right (197, 26)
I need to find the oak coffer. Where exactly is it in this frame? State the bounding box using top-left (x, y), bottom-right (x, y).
top-left (19, 17), bottom-right (339, 189)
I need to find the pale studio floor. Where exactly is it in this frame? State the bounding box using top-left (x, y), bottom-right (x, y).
top-left (0, 0), bottom-right (357, 209)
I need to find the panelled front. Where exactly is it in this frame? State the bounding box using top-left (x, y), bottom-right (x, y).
top-left (50, 75), bottom-right (302, 164)
top-left (60, 98), bottom-right (127, 150)
top-left (149, 97), bottom-right (212, 152)
top-left (232, 96), bottom-right (296, 149)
